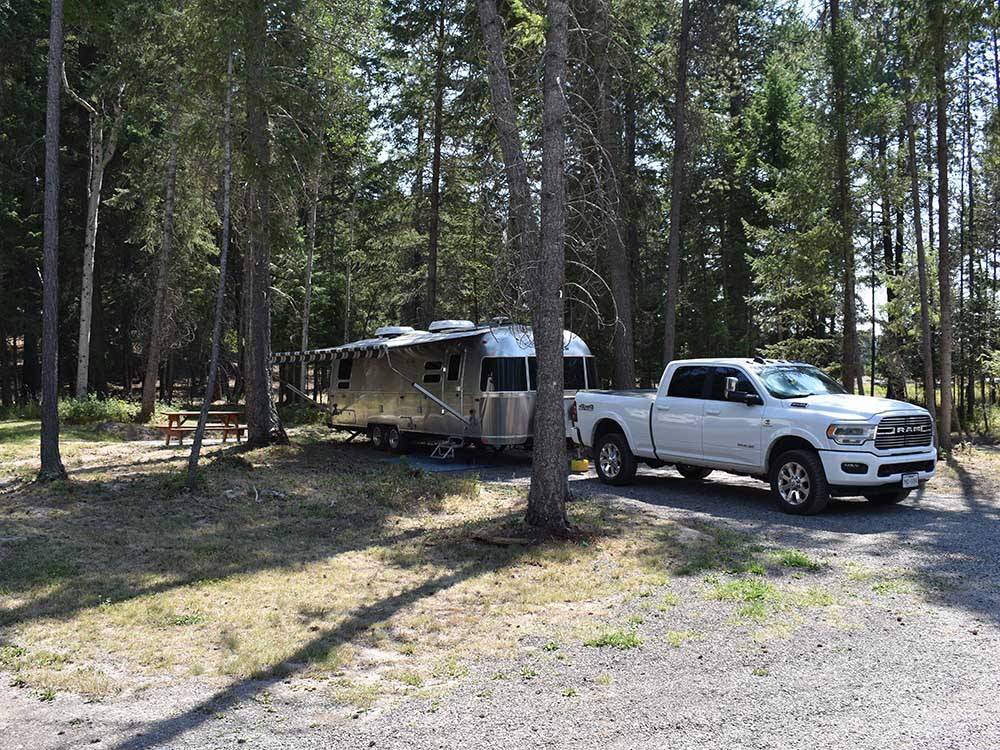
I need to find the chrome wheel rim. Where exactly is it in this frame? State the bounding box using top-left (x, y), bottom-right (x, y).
top-left (387, 429), bottom-right (399, 450)
top-left (371, 427), bottom-right (384, 447)
top-left (777, 461), bottom-right (810, 505)
top-left (599, 442), bottom-right (622, 478)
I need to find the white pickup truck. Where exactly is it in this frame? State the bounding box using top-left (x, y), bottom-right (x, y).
top-left (570, 358), bottom-right (937, 514)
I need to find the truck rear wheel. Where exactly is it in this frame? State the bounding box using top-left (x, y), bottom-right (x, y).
top-left (370, 424), bottom-right (387, 451)
top-left (769, 449), bottom-right (829, 515)
top-left (594, 432), bottom-right (637, 486)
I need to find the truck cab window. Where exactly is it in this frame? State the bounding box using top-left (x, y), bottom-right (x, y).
top-left (585, 357), bottom-right (598, 389)
top-left (666, 366), bottom-right (709, 398)
top-left (423, 361), bottom-right (443, 384)
top-left (446, 353), bottom-right (462, 382)
top-left (336, 359), bottom-right (353, 389)
top-left (480, 357), bottom-right (528, 392)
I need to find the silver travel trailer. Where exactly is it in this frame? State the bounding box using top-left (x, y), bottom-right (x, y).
top-left (272, 320), bottom-right (597, 451)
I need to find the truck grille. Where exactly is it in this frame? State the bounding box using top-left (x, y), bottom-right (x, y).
top-left (874, 415), bottom-right (934, 450)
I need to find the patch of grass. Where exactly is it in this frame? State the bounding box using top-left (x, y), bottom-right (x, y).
top-left (333, 679), bottom-right (380, 709)
top-left (676, 526), bottom-right (762, 576)
top-left (751, 667), bottom-right (769, 677)
top-left (664, 630), bottom-right (698, 648)
top-left (388, 670), bottom-right (424, 687)
top-left (772, 549), bottom-right (822, 571)
top-left (562, 687), bottom-right (577, 697)
top-left (38, 688), bottom-right (56, 702)
top-left (594, 674), bottom-right (613, 686)
top-left (542, 640), bottom-right (559, 652)
top-left (657, 592), bottom-right (680, 611)
top-left (708, 577), bottom-right (780, 622)
top-left (584, 629), bottom-right (642, 650)
top-left (520, 666), bottom-right (538, 680)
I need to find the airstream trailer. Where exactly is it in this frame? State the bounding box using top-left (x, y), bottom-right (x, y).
top-left (272, 320), bottom-right (597, 451)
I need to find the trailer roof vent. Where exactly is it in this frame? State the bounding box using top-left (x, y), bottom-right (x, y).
top-left (374, 326), bottom-right (415, 338)
top-left (428, 319), bottom-right (477, 333)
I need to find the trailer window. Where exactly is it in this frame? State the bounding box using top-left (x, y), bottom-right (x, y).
top-left (585, 357), bottom-right (599, 389)
top-left (526, 356), bottom-right (590, 390)
top-left (336, 359), bottom-right (353, 389)
top-left (423, 361), bottom-right (443, 384)
top-left (480, 357), bottom-right (528, 392)
top-left (446, 353), bottom-right (462, 382)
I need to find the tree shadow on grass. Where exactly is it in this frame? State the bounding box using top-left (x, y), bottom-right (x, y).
top-left (0, 433), bottom-right (681, 749)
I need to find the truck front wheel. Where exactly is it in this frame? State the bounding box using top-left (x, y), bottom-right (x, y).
top-left (769, 449), bottom-right (830, 515)
top-left (594, 433), bottom-right (637, 486)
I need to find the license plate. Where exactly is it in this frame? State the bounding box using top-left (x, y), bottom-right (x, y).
top-left (902, 473), bottom-right (919, 489)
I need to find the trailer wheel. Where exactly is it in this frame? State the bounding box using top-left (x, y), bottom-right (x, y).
top-left (386, 426), bottom-right (407, 453)
top-left (370, 424), bottom-right (387, 450)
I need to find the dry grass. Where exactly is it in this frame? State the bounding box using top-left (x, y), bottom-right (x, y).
top-left (0, 423), bottom-right (685, 701)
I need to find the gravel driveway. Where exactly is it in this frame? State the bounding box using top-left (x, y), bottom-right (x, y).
top-left (4, 457), bottom-right (999, 750)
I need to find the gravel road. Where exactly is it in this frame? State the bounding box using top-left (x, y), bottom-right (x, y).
top-left (4, 456), bottom-right (999, 750)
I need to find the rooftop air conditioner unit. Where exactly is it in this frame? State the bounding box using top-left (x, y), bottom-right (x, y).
top-left (374, 326), bottom-right (415, 338)
top-left (427, 320), bottom-right (477, 333)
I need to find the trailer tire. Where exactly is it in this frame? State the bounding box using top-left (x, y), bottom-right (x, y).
top-left (594, 432), bottom-right (637, 486)
top-left (386, 426), bottom-right (407, 453)
top-left (370, 424), bottom-right (387, 451)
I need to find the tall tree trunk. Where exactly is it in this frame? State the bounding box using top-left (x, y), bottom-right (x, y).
top-left (830, 0), bottom-right (859, 393)
top-left (662, 0), bottom-right (691, 365)
top-left (300, 151), bottom-right (321, 391)
top-left (39, 0), bottom-right (66, 481)
top-left (476, 0), bottom-right (538, 298)
top-left (906, 98), bottom-right (935, 418)
top-left (243, 0), bottom-right (287, 448)
top-left (963, 51), bottom-right (975, 421)
top-left (526, 0), bottom-right (571, 534)
top-left (594, 0), bottom-right (635, 388)
top-left (138, 129), bottom-right (179, 422)
top-left (425, 7), bottom-right (445, 326)
top-left (0, 324), bottom-right (10, 408)
top-left (932, 0), bottom-right (953, 449)
top-left (188, 52), bottom-right (235, 486)
top-left (62, 70), bottom-right (123, 399)
top-left (404, 107), bottom-right (425, 323)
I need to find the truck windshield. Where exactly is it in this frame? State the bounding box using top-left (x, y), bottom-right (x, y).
top-left (759, 365), bottom-right (847, 399)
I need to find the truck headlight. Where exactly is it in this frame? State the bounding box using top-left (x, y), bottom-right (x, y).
top-left (826, 423), bottom-right (876, 446)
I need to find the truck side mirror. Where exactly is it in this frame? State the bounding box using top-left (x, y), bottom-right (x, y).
top-left (724, 376), bottom-right (738, 398)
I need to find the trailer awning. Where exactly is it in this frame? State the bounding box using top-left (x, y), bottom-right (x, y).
top-left (271, 326), bottom-right (491, 365)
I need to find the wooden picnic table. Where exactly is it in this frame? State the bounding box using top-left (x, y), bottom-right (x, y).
top-left (158, 410), bottom-right (245, 446)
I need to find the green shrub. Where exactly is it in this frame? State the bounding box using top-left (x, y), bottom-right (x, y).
top-left (0, 403), bottom-right (42, 421)
top-left (278, 404), bottom-right (329, 426)
top-left (58, 396), bottom-right (140, 425)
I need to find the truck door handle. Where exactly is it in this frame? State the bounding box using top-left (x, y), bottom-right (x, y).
top-left (655, 405), bottom-right (670, 412)
top-left (705, 408), bottom-right (721, 415)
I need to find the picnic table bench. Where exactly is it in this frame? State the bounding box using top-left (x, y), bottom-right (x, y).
top-left (156, 410), bottom-right (245, 446)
